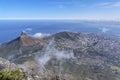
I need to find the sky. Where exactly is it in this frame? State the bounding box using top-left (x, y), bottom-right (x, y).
top-left (0, 0), bottom-right (120, 20)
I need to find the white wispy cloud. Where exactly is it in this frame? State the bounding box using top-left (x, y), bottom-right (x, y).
top-left (100, 27), bottom-right (109, 33)
top-left (25, 28), bottom-right (32, 31)
top-left (33, 32), bottom-right (50, 38)
top-left (56, 1), bottom-right (83, 9)
top-left (111, 2), bottom-right (120, 7)
top-left (97, 2), bottom-right (120, 8)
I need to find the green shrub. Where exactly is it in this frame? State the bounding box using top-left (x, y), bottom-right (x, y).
top-left (0, 69), bottom-right (27, 80)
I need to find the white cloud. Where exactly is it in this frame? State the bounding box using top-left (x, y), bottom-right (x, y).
top-left (33, 32), bottom-right (50, 38)
top-left (25, 28), bottom-right (32, 31)
top-left (97, 2), bottom-right (111, 7)
top-left (97, 2), bottom-right (120, 8)
top-left (55, 51), bottom-right (74, 60)
top-left (100, 27), bottom-right (109, 33)
top-left (111, 2), bottom-right (120, 7)
top-left (35, 39), bottom-right (74, 65)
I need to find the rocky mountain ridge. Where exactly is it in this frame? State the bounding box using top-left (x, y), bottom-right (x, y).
top-left (0, 31), bottom-right (120, 80)
top-left (0, 31), bottom-right (46, 61)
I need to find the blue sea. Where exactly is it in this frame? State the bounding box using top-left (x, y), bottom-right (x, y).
top-left (0, 20), bottom-right (120, 44)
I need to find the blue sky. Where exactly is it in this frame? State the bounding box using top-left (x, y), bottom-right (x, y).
top-left (0, 0), bottom-right (120, 20)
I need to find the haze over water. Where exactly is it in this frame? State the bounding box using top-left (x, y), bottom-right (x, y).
top-left (0, 20), bottom-right (120, 44)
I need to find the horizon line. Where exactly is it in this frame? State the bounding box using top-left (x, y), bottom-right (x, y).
top-left (0, 18), bottom-right (120, 22)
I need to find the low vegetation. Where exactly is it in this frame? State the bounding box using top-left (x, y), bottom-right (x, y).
top-left (0, 69), bottom-right (27, 80)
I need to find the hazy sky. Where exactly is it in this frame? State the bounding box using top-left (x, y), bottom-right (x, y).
top-left (0, 0), bottom-right (120, 20)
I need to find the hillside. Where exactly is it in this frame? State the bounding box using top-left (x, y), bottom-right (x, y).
top-left (0, 31), bottom-right (120, 80)
top-left (0, 32), bottom-right (46, 62)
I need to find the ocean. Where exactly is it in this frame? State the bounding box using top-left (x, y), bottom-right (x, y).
top-left (0, 20), bottom-right (120, 44)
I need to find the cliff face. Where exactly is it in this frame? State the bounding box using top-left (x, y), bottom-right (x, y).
top-left (0, 31), bottom-right (120, 80)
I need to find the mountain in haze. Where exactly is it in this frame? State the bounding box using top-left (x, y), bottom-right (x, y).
top-left (0, 31), bottom-right (120, 80)
top-left (0, 32), bottom-right (46, 62)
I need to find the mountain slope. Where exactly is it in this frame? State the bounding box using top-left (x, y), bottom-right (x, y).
top-left (0, 32), bottom-right (46, 62)
top-left (0, 31), bottom-right (120, 80)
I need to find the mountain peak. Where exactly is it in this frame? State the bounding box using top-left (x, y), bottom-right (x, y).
top-left (0, 32), bottom-right (46, 60)
top-left (19, 32), bottom-right (38, 46)
top-left (19, 31), bottom-right (32, 42)
top-left (20, 31), bottom-right (28, 37)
